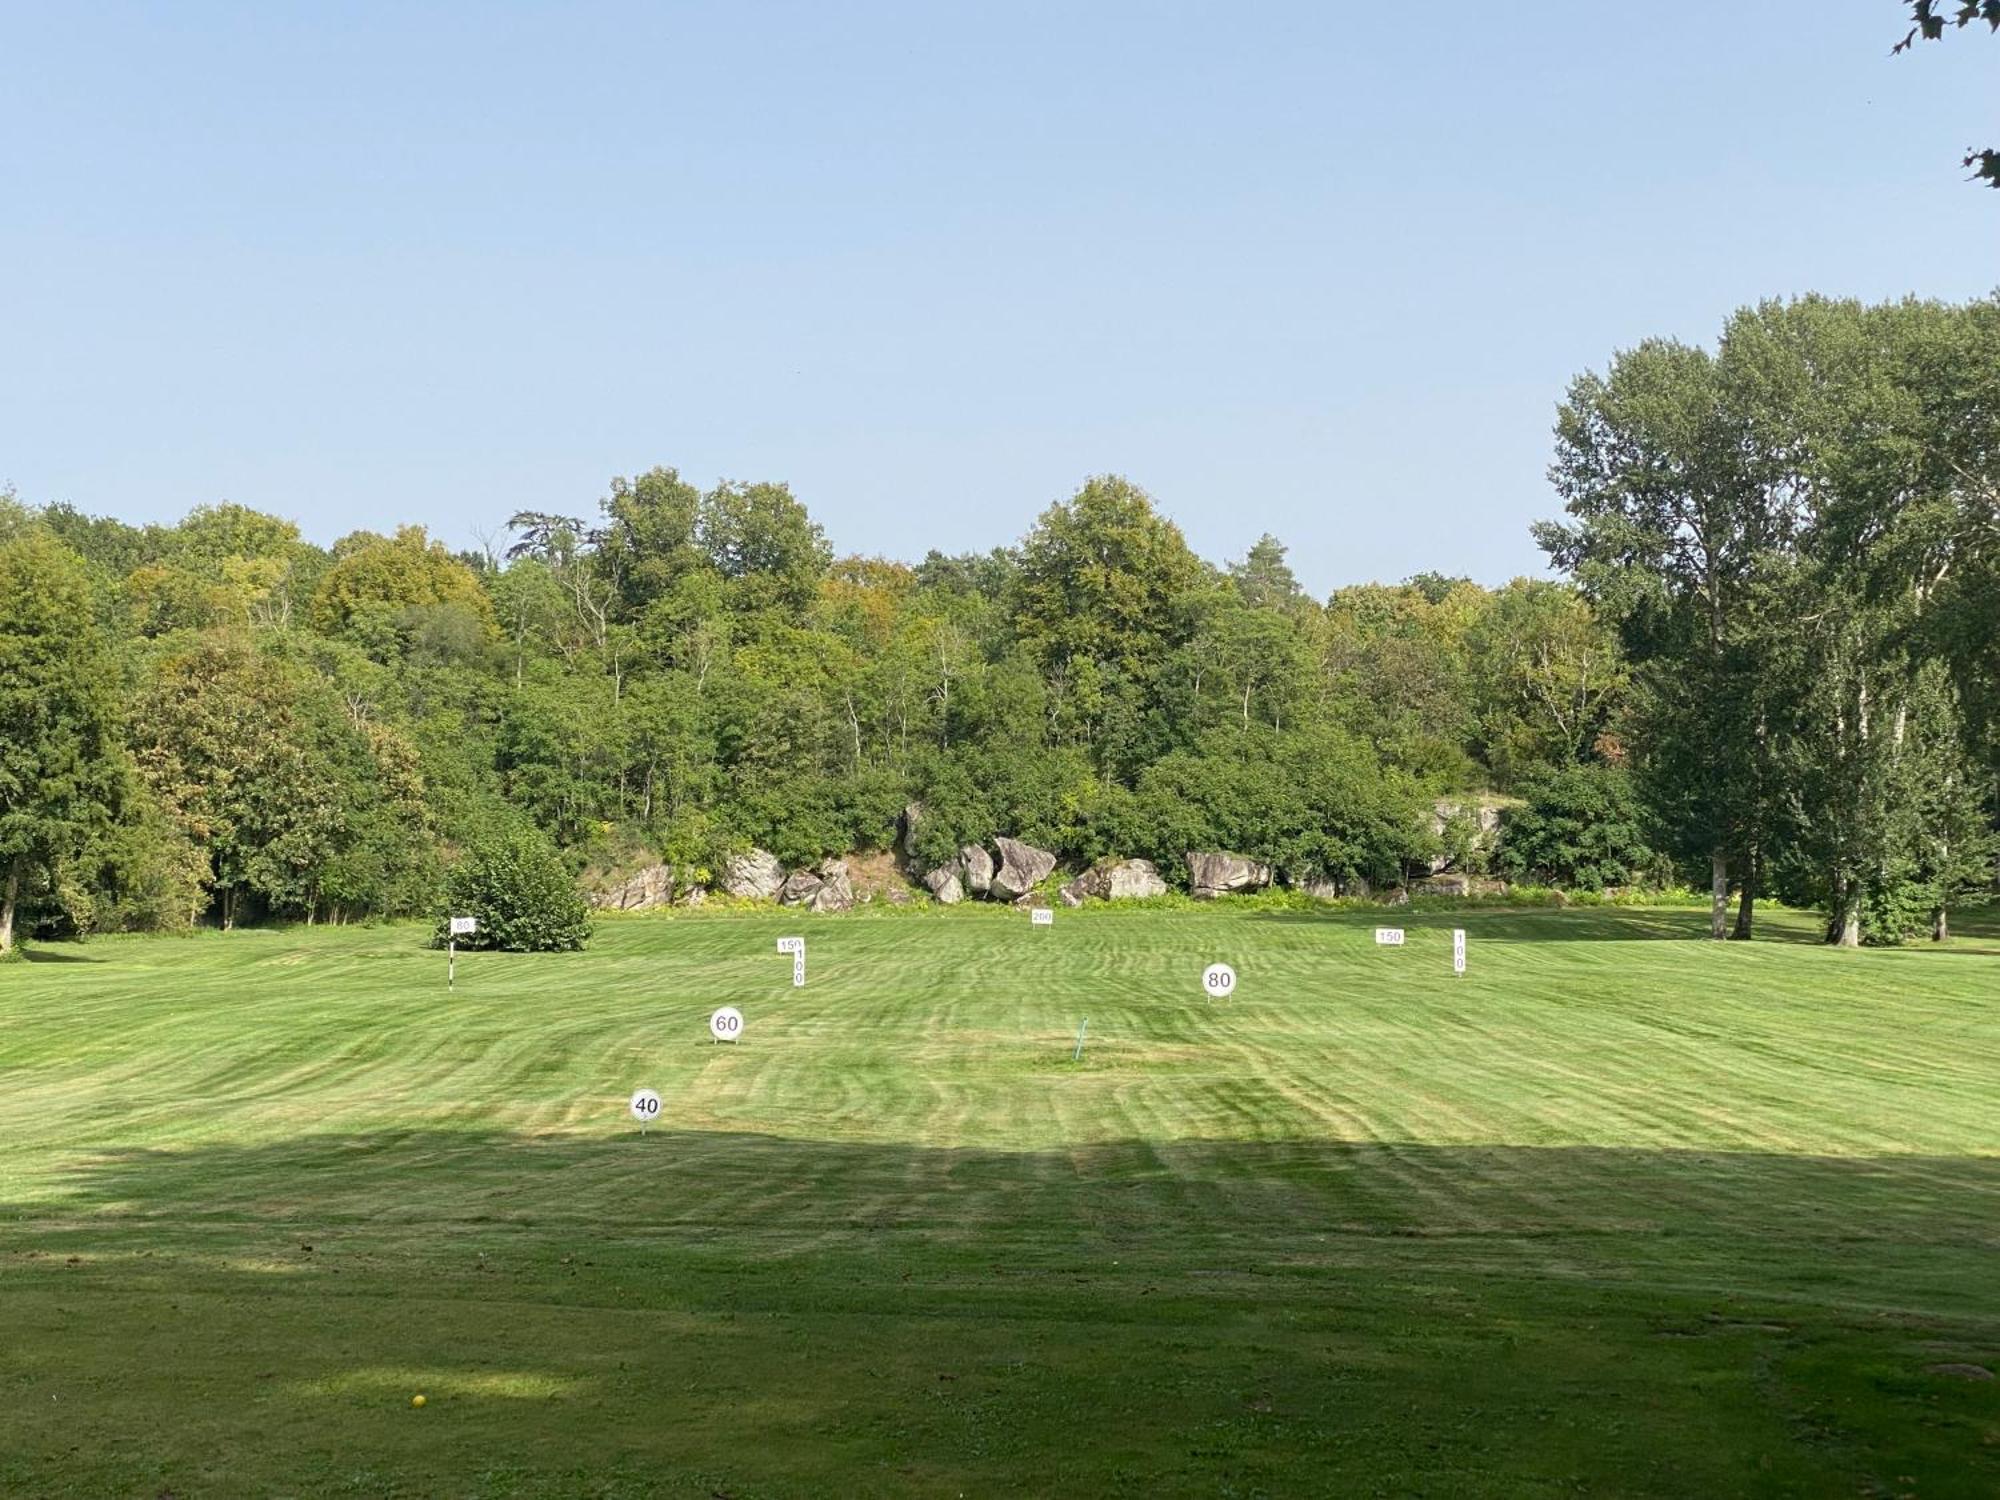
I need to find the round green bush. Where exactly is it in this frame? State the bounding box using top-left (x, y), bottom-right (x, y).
top-left (436, 830), bottom-right (591, 953)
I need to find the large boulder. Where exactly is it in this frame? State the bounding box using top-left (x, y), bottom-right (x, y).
top-left (1187, 851), bottom-right (1274, 900)
top-left (1058, 879), bottom-right (1087, 908)
top-left (1077, 858), bottom-right (1168, 902)
top-left (990, 836), bottom-right (1057, 901)
top-left (721, 848), bottom-right (785, 901)
top-left (925, 865), bottom-right (965, 905)
top-left (960, 844), bottom-right (995, 897)
top-left (809, 860), bottom-right (856, 914)
top-left (591, 863), bottom-right (675, 911)
top-left (778, 870), bottom-right (824, 907)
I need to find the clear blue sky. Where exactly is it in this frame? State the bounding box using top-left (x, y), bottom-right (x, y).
top-left (3, 2), bottom-right (1994, 593)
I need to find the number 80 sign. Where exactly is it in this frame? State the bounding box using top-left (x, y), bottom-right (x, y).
top-left (1202, 963), bottom-right (1236, 999)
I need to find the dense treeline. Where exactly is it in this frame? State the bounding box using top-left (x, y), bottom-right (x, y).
top-left (2, 293), bottom-right (1996, 951)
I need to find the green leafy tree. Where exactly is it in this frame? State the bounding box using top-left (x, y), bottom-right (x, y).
top-left (0, 532), bottom-right (127, 952)
top-left (1496, 765), bottom-right (1654, 891)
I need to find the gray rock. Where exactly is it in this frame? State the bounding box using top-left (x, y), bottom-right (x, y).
top-left (990, 836), bottom-right (1057, 901)
top-left (1186, 851), bottom-right (1274, 900)
top-left (1382, 885), bottom-right (1410, 906)
top-left (925, 866), bottom-right (965, 905)
top-left (721, 848), bottom-right (785, 901)
top-left (896, 801), bottom-right (925, 872)
top-left (678, 886), bottom-right (708, 908)
top-left (778, 870), bottom-right (825, 907)
top-left (808, 860), bottom-right (855, 914)
top-left (1412, 874), bottom-right (1510, 899)
top-left (1343, 875), bottom-right (1370, 900)
top-left (960, 844), bottom-right (995, 897)
top-left (1059, 879), bottom-right (1087, 907)
top-left (1288, 874), bottom-right (1341, 902)
top-left (592, 863), bottom-right (675, 911)
top-left (1077, 858), bottom-right (1169, 901)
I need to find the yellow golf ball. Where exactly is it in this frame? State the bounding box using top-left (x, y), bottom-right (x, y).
top-left (411, 1394), bottom-right (426, 1408)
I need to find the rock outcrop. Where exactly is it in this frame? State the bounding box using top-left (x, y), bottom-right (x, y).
top-left (896, 802), bottom-right (925, 873)
top-left (960, 844), bottom-right (995, 897)
top-left (1076, 858), bottom-right (1169, 901)
top-left (1287, 873), bottom-right (1342, 902)
top-left (721, 848), bottom-right (785, 901)
top-left (1413, 874), bottom-right (1508, 899)
top-left (591, 864), bottom-right (675, 911)
top-left (990, 836), bottom-right (1057, 901)
top-left (1186, 851), bottom-right (1274, 900)
top-left (1428, 798), bottom-right (1504, 873)
top-left (1058, 879), bottom-right (1087, 907)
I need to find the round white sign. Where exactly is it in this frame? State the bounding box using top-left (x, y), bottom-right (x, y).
top-left (628, 1088), bottom-right (662, 1122)
top-left (709, 1006), bottom-right (745, 1042)
top-left (1202, 962), bottom-right (1236, 999)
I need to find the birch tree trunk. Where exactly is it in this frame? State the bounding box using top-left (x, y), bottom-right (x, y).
top-left (1709, 852), bottom-right (1729, 940)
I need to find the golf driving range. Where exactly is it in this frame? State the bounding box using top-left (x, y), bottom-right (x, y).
top-left (2, 903), bottom-right (1997, 1496)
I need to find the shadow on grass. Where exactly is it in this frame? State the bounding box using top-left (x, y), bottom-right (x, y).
top-left (23, 1125), bottom-right (2000, 1288)
top-left (7, 1126), bottom-right (1999, 1497)
top-left (16, 944), bottom-right (104, 963)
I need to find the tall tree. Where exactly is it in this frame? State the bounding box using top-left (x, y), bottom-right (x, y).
top-left (1541, 338), bottom-right (1791, 938)
top-left (0, 532), bottom-right (126, 952)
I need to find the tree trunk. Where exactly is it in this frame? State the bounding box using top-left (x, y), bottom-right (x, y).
top-left (1731, 847), bottom-right (1757, 941)
top-left (1709, 852), bottom-right (1729, 940)
top-left (1827, 874), bottom-right (1860, 948)
top-left (1732, 886), bottom-right (1755, 940)
top-left (1933, 905), bottom-right (1949, 943)
top-left (0, 858), bottom-right (20, 954)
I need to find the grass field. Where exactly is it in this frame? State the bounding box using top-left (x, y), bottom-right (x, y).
top-left (2, 903), bottom-right (1998, 1498)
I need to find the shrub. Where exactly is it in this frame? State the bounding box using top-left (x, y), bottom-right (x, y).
top-left (437, 829), bottom-right (591, 952)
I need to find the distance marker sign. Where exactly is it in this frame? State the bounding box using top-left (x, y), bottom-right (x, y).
top-left (1202, 962), bottom-right (1236, 998)
top-left (710, 1006), bottom-right (745, 1043)
top-left (1374, 928), bottom-right (1405, 945)
top-left (1031, 908), bottom-right (1054, 926)
top-left (629, 1088), bottom-right (661, 1122)
top-left (775, 936), bottom-right (805, 987)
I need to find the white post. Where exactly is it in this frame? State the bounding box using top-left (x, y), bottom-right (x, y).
top-left (448, 936), bottom-right (455, 991)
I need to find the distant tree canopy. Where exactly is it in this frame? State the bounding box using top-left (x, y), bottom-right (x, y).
top-left (4, 292), bottom-right (1996, 952)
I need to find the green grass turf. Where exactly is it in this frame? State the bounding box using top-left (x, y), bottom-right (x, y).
top-left (2, 903), bottom-right (1997, 1497)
